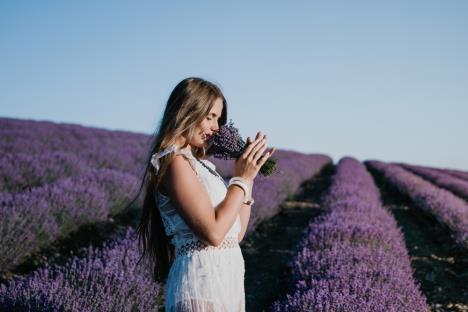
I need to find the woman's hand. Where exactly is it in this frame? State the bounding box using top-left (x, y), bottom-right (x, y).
top-left (234, 131), bottom-right (276, 182)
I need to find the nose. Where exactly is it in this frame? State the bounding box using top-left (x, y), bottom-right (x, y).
top-left (212, 122), bottom-right (219, 132)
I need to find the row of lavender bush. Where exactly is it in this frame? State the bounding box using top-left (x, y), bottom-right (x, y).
top-left (0, 227), bottom-right (162, 312)
top-left (435, 167), bottom-right (468, 182)
top-left (366, 160), bottom-right (468, 249)
top-left (271, 157), bottom-right (429, 311)
top-left (0, 151), bottom-right (88, 193)
top-left (0, 168), bottom-right (139, 272)
top-left (0, 151), bottom-right (329, 311)
top-left (0, 117), bottom-right (150, 273)
top-left (0, 117), bottom-right (150, 178)
top-left (395, 162), bottom-right (468, 201)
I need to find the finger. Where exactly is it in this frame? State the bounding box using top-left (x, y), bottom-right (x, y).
top-left (258, 147), bottom-right (274, 165)
top-left (253, 143), bottom-right (268, 163)
top-left (251, 136), bottom-right (268, 160)
top-left (269, 147), bottom-right (276, 157)
top-left (253, 133), bottom-right (266, 145)
top-left (248, 138), bottom-right (267, 161)
top-left (242, 136), bottom-right (263, 157)
top-left (247, 137), bottom-right (258, 146)
top-left (253, 136), bottom-right (267, 151)
top-left (247, 133), bottom-right (266, 152)
top-left (243, 137), bottom-right (251, 149)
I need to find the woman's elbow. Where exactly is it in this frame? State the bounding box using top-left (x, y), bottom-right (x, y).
top-left (204, 232), bottom-right (223, 247)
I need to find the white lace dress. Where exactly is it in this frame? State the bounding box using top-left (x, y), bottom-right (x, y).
top-left (153, 145), bottom-right (245, 312)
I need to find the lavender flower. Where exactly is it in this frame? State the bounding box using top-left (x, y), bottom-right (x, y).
top-left (365, 160), bottom-right (468, 249)
top-left (0, 117), bottom-right (333, 310)
top-left (271, 157), bottom-right (429, 311)
top-left (396, 162), bottom-right (468, 201)
top-left (207, 120), bottom-right (277, 176)
top-left (0, 227), bottom-right (162, 312)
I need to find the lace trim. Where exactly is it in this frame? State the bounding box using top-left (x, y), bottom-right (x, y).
top-left (176, 236), bottom-right (239, 258)
top-left (160, 211), bottom-right (177, 235)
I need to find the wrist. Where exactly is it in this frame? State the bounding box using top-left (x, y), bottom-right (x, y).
top-left (229, 176), bottom-right (252, 194)
top-left (237, 175), bottom-right (253, 185)
top-left (228, 176), bottom-right (254, 205)
top-left (235, 176), bottom-right (253, 188)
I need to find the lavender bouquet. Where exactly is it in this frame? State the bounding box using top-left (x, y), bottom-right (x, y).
top-left (207, 120), bottom-right (277, 176)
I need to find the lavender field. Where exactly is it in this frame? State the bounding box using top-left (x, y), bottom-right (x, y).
top-left (1, 117), bottom-right (467, 311)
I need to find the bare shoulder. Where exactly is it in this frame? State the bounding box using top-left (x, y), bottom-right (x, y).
top-left (173, 153), bottom-right (198, 172)
top-left (161, 154), bottom-right (198, 193)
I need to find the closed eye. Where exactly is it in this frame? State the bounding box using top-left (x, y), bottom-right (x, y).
top-left (207, 116), bottom-right (219, 121)
top-left (207, 113), bottom-right (220, 121)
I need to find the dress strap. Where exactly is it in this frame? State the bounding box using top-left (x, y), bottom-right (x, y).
top-left (199, 159), bottom-right (216, 171)
top-left (150, 145), bottom-right (178, 173)
top-left (150, 144), bottom-right (198, 175)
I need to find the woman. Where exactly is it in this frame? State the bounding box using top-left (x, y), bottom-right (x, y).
top-left (135, 77), bottom-right (275, 311)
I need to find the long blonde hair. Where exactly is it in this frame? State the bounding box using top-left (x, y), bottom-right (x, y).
top-left (133, 77), bottom-right (228, 282)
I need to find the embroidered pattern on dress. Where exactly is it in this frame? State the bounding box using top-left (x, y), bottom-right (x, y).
top-left (176, 236), bottom-right (239, 258)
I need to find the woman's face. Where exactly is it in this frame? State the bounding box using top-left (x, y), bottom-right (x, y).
top-left (190, 97), bottom-right (223, 148)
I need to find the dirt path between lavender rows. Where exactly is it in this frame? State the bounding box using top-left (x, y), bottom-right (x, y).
top-left (367, 165), bottom-right (468, 312)
top-left (241, 164), bottom-right (335, 312)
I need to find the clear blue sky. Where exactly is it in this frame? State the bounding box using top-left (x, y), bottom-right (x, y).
top-left (1, 1), bottom-right (467, 170)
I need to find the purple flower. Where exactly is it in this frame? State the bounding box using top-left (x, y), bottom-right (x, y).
top-left (271, 157), bottom-right (429, 311)
top-left (207, 120), bottom-right (277, 176)
top-left (366, 160), bottom-right (468, 249)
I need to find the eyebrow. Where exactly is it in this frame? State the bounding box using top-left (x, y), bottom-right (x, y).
top-left (209, 112), bottom-right (219, 117)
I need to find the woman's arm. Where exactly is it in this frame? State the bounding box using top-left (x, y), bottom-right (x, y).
top-left (237, 204), bottom-right (251, 242)
top-left (163, 154), bottom-right (246, 247)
